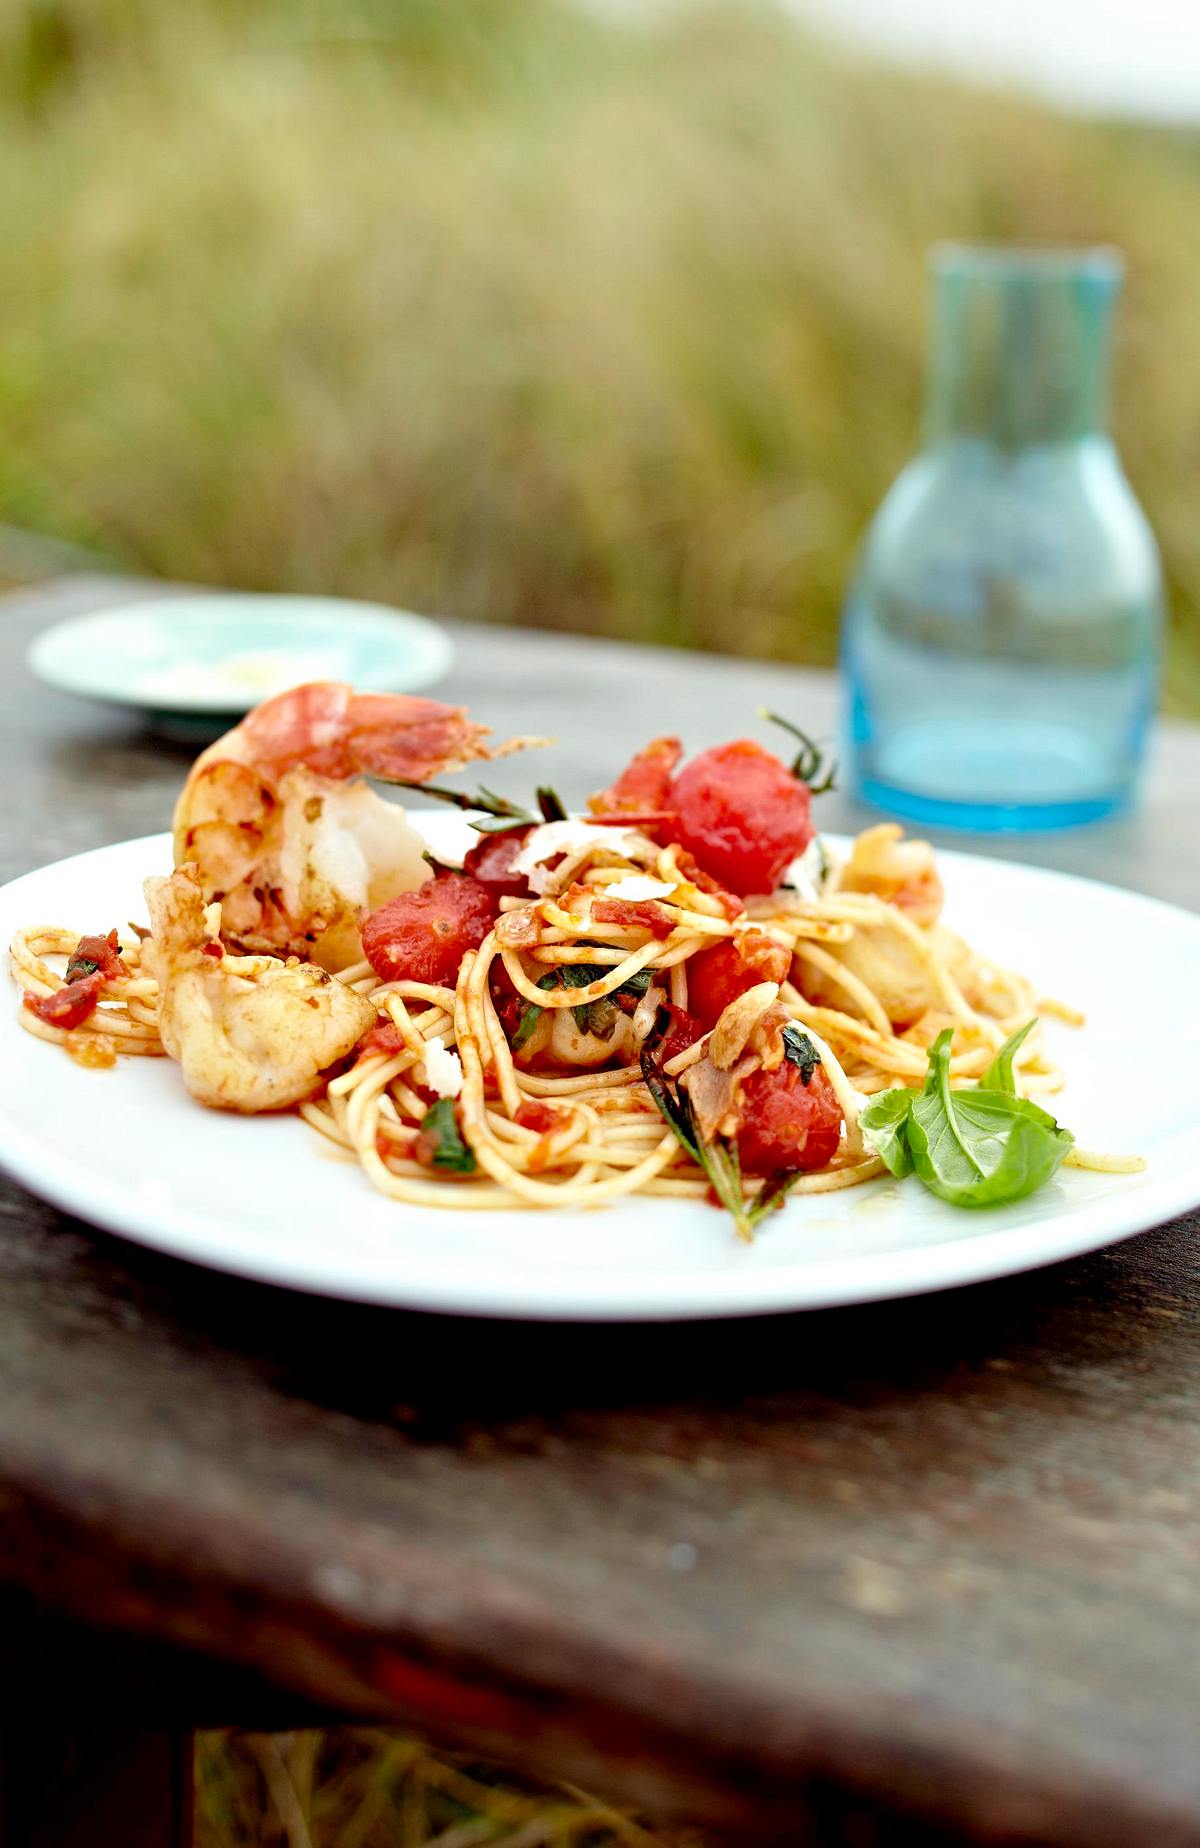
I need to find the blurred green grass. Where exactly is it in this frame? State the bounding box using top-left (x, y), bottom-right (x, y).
top-left (0, 0), bottom-right (1196, 707)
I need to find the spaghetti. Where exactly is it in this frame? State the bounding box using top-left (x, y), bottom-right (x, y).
top-left (6, 687), bottom-right (1141, 1239)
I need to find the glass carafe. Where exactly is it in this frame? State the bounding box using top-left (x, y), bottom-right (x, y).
top-left (841, 246), bottom-right (1162, 830)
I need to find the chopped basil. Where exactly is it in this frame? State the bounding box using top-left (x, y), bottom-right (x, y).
top-left (781, 1022), bottom-right (822, 1086)
top-left (859, 1024), bottom-right (1073, 1209)
top-left (418, 1097), bottom-right (477, 1174)
top-left (512, 964), bottom-right (653, 1048)
top-left (639, 1028), bottom-right (798, 1242)
top-left (536, 786), bottom-right (568, 822)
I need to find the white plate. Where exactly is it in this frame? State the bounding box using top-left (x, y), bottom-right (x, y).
top-left (27, 593), bottom-right (454, 715)
top-left (1, 822), bottom-right (1198, 1321)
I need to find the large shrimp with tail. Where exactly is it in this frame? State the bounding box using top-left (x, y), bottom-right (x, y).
top-left (173, 682), bottom-right (535, 971)
top-left (144, 864), bottom-right (378, 1112)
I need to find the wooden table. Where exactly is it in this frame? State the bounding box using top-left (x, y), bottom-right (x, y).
top-left (3, 575), bottom-right (1200, 1848)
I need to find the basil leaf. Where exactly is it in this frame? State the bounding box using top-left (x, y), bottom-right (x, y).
top-left (578, 995), bottom-right (622, 1041)
top-left (510, 1003), bottom-right (544, 1053)
top-left (981, 1018), bottom-right (1037, 1096)
top-left (858, 1088), bottom-right (915, 1177)
top-left (419, 1097), bottom-right (477, 1174)
top-left (639, 1041), bottom-right (701, 1162)
top-left (639, 1035), bottom-right (796, 1241)
top-left (512, 964), bottom-right (653, 1048)
top-left (907, 1030), bottom-right (1072, 1208)
top-left (536, 786), bottom-right (568, 822)
top-left (781, 1023), bottom-right (822, 1086)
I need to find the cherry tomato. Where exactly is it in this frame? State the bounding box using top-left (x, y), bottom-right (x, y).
top-left (657, 1004), bottom-right (704, 1066)
top-left (361, 872), bottom-right (498, 985)
top-left (24, 969), bottom-right (105, 1031)
top-left (670, 848), bottom-right (744, 919)
top-left (589, 736), bottom-right (682, 815)
top-left (514, 1100), bottom-right (566, 1134)
top-left (687, 931), bottom-right (792, 1030)
top-left (461, 825), bottom-right (532, 900)
top-left (665, 740), bottom-right (812, 896)
top-left (591, 897), bottom-right (674, 939)
top-left (355, 1019), bottom-right (406, 1061)
top-left (66, 929), bottom-right (125, 983)
top-left (487, 960), bottom-right (525, 1039)
top-left (736, 1060), bottom-right (842, 1176)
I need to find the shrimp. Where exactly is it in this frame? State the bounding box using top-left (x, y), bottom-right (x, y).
top-left (836, 823), bottom-right (944, 925)
top-left (144, 864), bottom-right (377, 1113)
top-left (173, 682), bottom-right (534, 971)
top-left (799, 827), bottom-right (962, 1029)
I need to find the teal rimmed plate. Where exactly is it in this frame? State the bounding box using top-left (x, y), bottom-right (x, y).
top-left (27, 592), bottom-right (454, 718)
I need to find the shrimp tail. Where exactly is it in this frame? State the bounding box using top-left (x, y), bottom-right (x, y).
top-left (208, 683), bottom-right (538, 785)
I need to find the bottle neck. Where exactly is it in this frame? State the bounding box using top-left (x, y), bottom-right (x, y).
top-left (924, 249), bottom-right (1120, 449)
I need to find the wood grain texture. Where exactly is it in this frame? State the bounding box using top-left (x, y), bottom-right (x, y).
top-left (2, 576), bottom-right (1200, 1846)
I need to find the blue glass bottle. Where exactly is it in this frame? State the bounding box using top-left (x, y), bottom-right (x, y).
top-left (842, 246), bottom-right (1162, 831)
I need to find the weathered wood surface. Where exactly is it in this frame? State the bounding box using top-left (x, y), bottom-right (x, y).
top-left (2, 576), bottom-right (1200, 1846)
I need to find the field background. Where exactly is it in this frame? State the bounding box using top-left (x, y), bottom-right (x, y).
top-left (1, 0), bottom-right (1199, 704)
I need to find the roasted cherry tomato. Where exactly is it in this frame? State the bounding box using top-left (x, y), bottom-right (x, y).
top-left (514, 1099), bottom-right (566, 1134)
top-left (487, 959), bottom-right (525, 1039)
top-left (670, 847), bottom-right (743, 919)
top-left (589, 736), bottom-right (682, 815)
top-left (24, 969), bottom-right (106, 1031)
top-left (461, 825), bottom-right (532, 900)
top-left (657, 1004), bottom-right (704, 1066)
top-left (665, 740), bottom-right (812, 896)
top-left (687, 930), bottom-right (793, 1030)
top-left (355, 1019), bottom-right (406, 1061)
top-left (66, 929), bottom-right (126, 983)
top-left (591, 897), bottom-right (674, 939)
top-left (361, 872), bottom-right (498, 986)
top-left (736, 1060), bottom-right (842, 1176)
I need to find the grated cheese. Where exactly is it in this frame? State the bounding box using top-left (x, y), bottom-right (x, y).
top-left (783, 835), bottom-right (833, 901)
top-left (510, 821), bottom-right (649, 894)
top-left (604, 874), bottom-right (675, 901)
top-left (422, 1035), bottom-right (464, 1099)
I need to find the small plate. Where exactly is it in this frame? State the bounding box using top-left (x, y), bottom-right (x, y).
top-left (27, 593), bottom-right (454, 716)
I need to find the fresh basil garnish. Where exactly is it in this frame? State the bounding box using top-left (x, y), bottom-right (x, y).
top-left (860, 1024), bottom-right (1072, 1208)
top-left (536, 786), bottom-right (568, 822)
top-left (639, 1028), bottom-right (799, 1241)
top-left (857, 1086), bottom-right (915, 1178)
top-left (389, 778), bottom-right (566, 836)
top-left (980, 1017), bottom-right (1035, 1096)
top-left (418, 1097), bottom-right (477, 1173)
top-left (512, 964), bottom-right (653, 1048)
top-left (781, 1023), bottom-right (822, 1086)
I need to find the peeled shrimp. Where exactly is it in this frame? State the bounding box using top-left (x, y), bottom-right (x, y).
top-left (836, 823), bottom-right (944, 925)
top-left (799, 827), bottom-right (961, 1029)
top-left (144, 864), bottom-right (377, 1113)
top-left (173, 682), bottom-right (532, 971)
